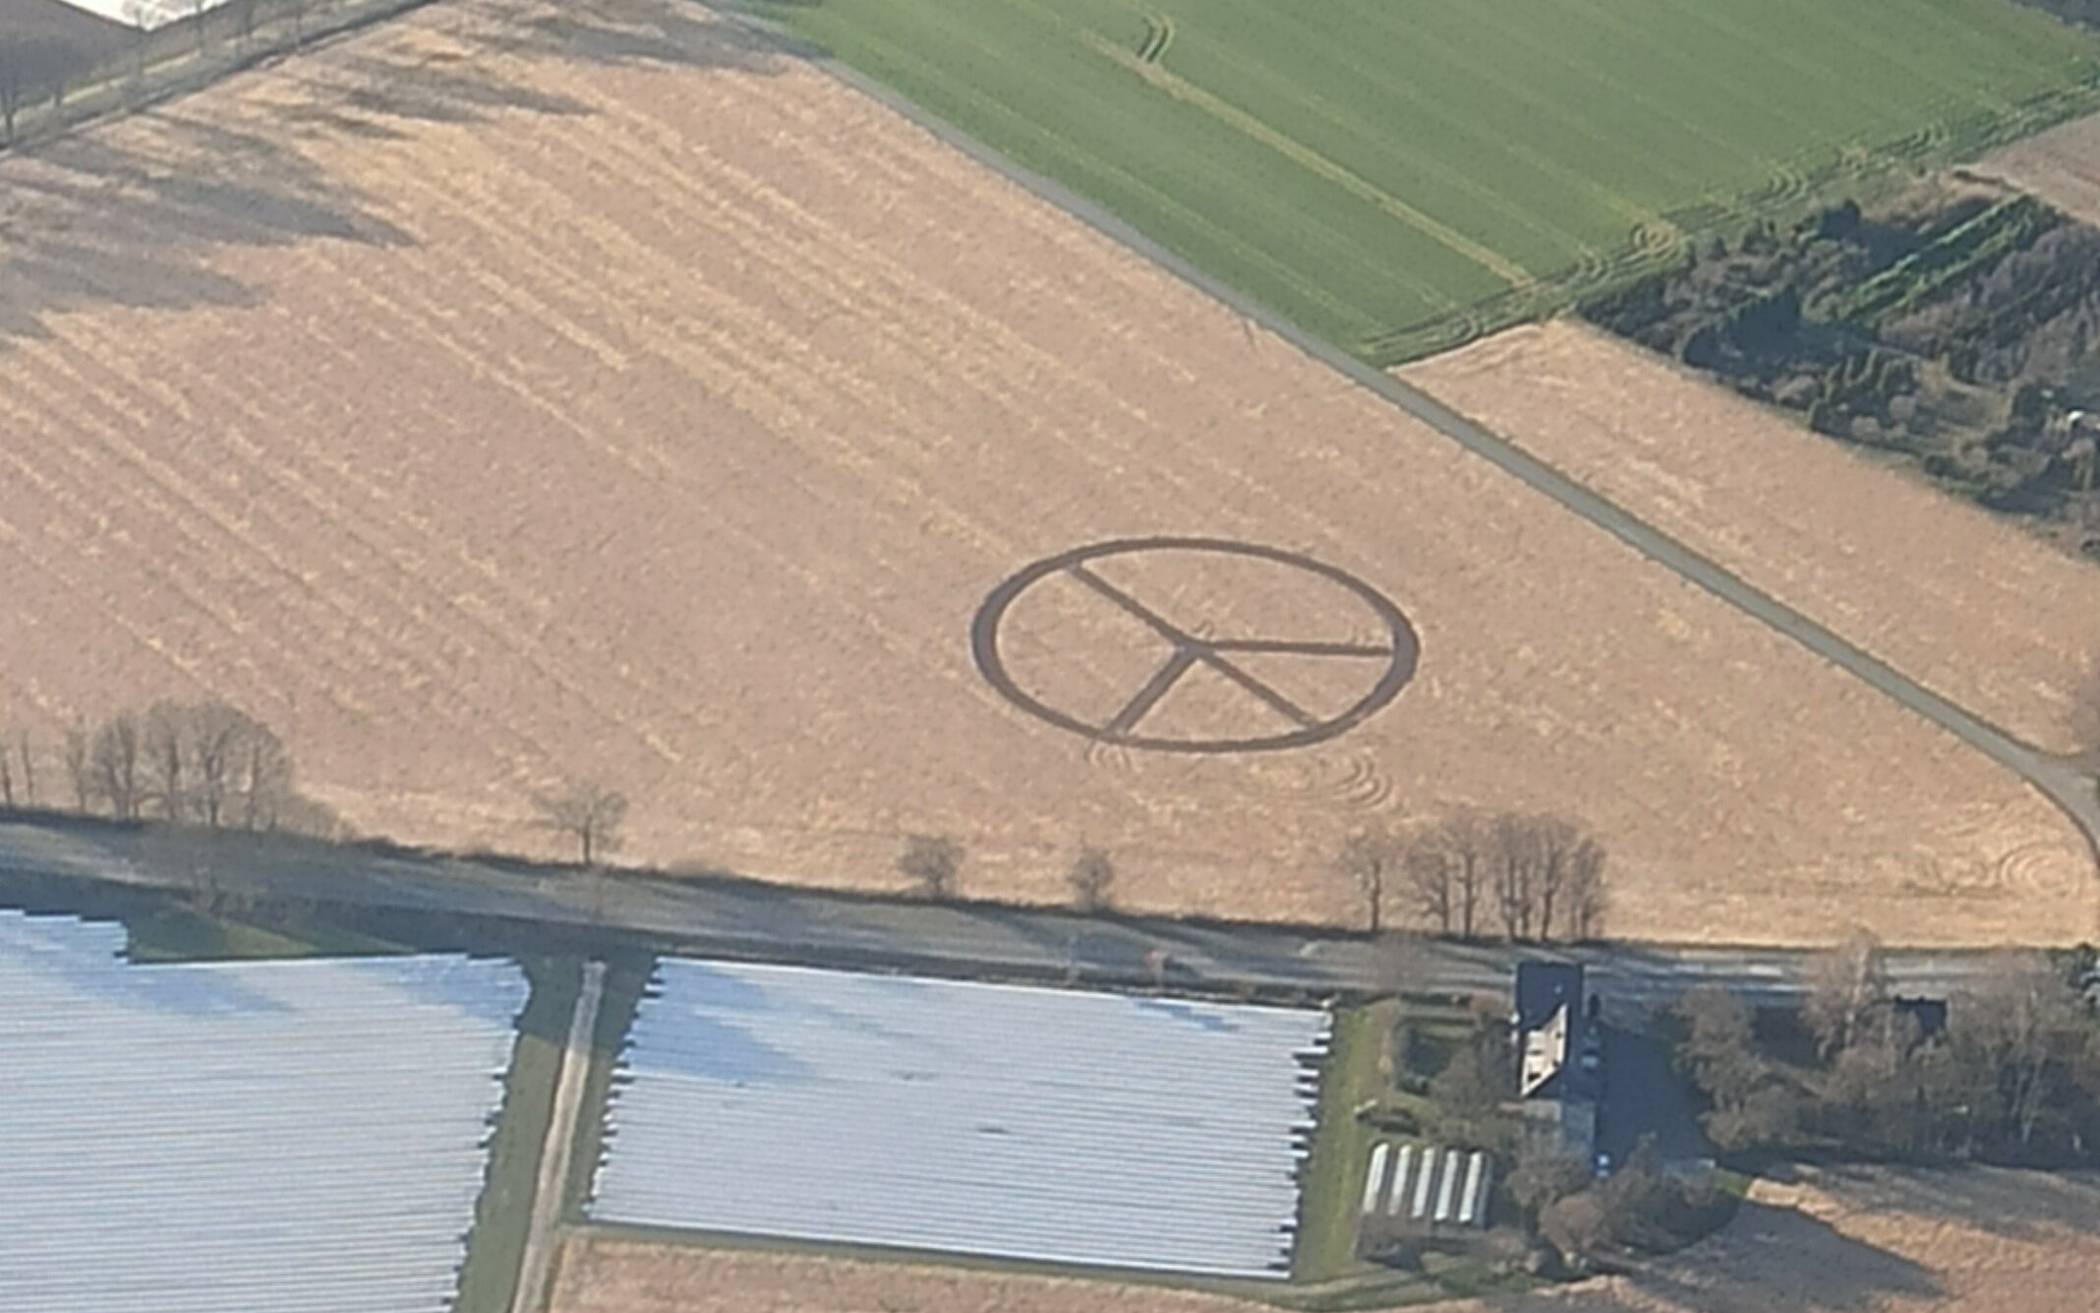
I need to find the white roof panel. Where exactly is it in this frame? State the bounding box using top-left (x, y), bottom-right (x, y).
top-left (589, 958), bottom-right (1330, 1278)
top-left (0, 911), bottom-right (526, 1313)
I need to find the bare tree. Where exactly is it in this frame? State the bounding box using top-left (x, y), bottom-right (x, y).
top-left (1402, 808), bottom-right (1492, 937)
top-left (18, 729), bottom-right (36, 806)
top-left (90, 713), bottom-right (143, 820)
top-left (898, 833), bottom-right (961, 900)
top-left (534, 780), bottom-right (628, 865)
top-left (63, 724), bottom-right (91, 811)
top-left (1491, 812), bottom-right (1542, 940)
top-left (187, 700), bottom-right (254, 829)
top-left (1955, 950), bottom-right (2095, 1151)
top-left (142, 699), bottom-right (190, 820)
top-left (1673, 984), bottom-right (1798, 1151)
top-left (1802, 929), bottom-right (1888, 1059)
top-left (1068, 847), bottom-right (1114, 913)
top-left (2073, 656), bottom-right (2100, 763)
top-left (1523, 814), bottom-right (1606, 942)
top-left (1489, 812), bottom-right (1606, 942)
top-left (234, 719), bottom-right (293, 830)
top-left (1401, 839), bottom-right (1454, 935)
top-left (0, 46), bottom-right (27, 146)
top-left (0, 731), bottom-right (13, 807)
top-left (1336, 830), bottom-right (1396, 934)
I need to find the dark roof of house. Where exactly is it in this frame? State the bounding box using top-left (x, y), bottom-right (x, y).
top-left (1892, 995), bottom-right (1949, 1039)
top-left (1514, 960), bottom-right (1584, 1033)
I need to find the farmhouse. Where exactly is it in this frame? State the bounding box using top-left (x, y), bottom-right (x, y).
top-left (1513, 961), bottom-right (1601, 1167)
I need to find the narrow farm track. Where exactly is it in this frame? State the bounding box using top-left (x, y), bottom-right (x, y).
top-left (762, 16), bottom-right (2100, 909)
top-left (512, 961), bottom-right (606, 1313)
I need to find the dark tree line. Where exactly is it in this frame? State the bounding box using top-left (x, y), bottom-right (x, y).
top-left (1586, 188), bottom-right (2100, 554)
top-left (1674, 934), bottom-right (2100, 1165)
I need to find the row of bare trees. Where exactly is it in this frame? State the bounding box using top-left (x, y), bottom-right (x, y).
top-left (2, 701), bottom-right (315, 834)
top-left (1339, 808), bottom-right (1608, 943)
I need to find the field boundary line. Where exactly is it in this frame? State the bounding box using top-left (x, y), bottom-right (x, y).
top-left (1080, 33), bottom-right (1531, 288)
top-left (709, 0), bottom-right (2100, 929)
top-left (512, 960), bottom-right (608, 1313)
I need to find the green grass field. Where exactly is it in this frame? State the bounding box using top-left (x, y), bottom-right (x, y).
top-left (747, 0), bottom-right (2100, 360)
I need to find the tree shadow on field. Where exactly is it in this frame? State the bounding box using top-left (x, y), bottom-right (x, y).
top-left (1809, 1163), bottom-right (2100, 1244)
top-left (0, 0), bottom-right (789, 346)
top-left (1540, 1201), bottom-right (1943, 1313)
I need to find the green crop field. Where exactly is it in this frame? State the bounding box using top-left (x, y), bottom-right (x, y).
top-left (746, 0), bottom-right (2100, 360)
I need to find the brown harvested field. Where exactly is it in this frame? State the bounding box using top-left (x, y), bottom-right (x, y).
top-left (551, 1167), bottom-right (2100, 1313)
top-left (1453, 1166), bottom-right (2100, 1313)
top-left (548, 1234), bottom-right (1275, 1313)
top-left (1973, 110), bottom-right (2100, 228)
top-left (0, 0), bottom-right (2091, 945)
top-left (1404, 321), bottom-right (2100, 756)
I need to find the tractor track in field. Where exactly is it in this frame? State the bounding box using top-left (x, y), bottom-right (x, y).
top-left (712, 2), bottom-right (2100, 909)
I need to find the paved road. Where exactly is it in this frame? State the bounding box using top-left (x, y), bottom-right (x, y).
top-left (0, 818), bottom-right (2048, 1009)
top-left (758, 16), bottom-right (2100, 902)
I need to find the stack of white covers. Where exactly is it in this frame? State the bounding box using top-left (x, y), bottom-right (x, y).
top-left (0, 911), bottom-right (527, 1313)
top-left (590, 957), bottom-right (1331, 1278)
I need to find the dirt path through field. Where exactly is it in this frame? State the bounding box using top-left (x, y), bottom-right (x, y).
top-left (512, 960), bottom-right (606, 1313)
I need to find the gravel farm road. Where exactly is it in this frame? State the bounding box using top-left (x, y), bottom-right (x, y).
top-left (0, 817), bottom-right (2054, 1012)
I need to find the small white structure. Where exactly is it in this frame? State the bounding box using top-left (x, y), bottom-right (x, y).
top-left (1457, 1151), bottom-right (1491, 1226)
top-left (1433, 1148), bottom-right (1462, 1222)
top-left (1361, 1142), bottom-right (1392, 1215)
top-left (1410, 1142), bottom-right (1438, 1218)
top-left (1386, 1144), bottom-right (1417, 1217)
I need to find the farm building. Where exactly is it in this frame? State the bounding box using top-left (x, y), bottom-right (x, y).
top-left (1513, 961), bottom-right (1601, 1167)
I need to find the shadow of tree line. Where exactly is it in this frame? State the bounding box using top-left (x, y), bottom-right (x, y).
top-left (0, 0), bottom-right (788, 346)
top-left (1534, 1199), bottom-right (1942, 1312)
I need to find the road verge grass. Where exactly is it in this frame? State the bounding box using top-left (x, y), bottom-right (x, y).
top-left (1293, 998), bottom-right (1395, 1281)
top-left (124, 904), bottom-right (409, 962)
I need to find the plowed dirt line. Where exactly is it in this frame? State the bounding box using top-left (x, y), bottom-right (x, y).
top-left (0, 0), bottom-right (2090, 944)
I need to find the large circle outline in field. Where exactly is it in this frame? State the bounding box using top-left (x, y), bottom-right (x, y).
top-left (971, 537), bottom-right (1420, 753)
